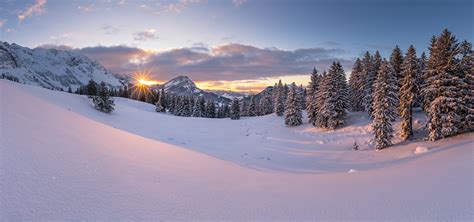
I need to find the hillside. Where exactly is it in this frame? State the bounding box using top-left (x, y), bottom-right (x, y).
top-left (1, 79), bottom-right (472, 220)
top-left (0, 42), bottom-right (123, 91)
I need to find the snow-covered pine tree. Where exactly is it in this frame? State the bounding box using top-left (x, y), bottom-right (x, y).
top-left (422, 29), bottom-right (470, 141)
top-left (284, 83), bottom-right (303, 126)
top-left (390, 45), bottom-right (404, 86)
top-left (230, 98), bottom-right (240, 120)
top-left (174, 96), bottom-right (183, 116)
top-left (306, 68), bottom-right (321, 125)
top-left (315, 71), bottom-right (328, 127)
top-left (240, 98), bottom-right (249, 117)
top-left (361, 51), bottom-right (376, 117)
top-left (223, 104), bottom-right (231, 118)
top-left (348, 58), bottom-right (365, 111)
top-left (248, 95), bottom-right (258, 116)
top-left (414, 52), bottom-right (427, 108)
top-left (91, 81), bottom-right (115, 113)
top-left (168, 95), bottom-right (176, 114)
top-left (206, 100), bottom-right (216, 118)
top-left (86, 79), bottom-right (98, 96)
top-left (192, 96), bottom-right (206, 117)
top-left (274, 80), bottom-right (285, 116)
top-left (459, 40), bottom-right (473, 132)
top-left (297, 84), bottom-right (305, 110)
top-left (259, 94), bottom-right (273, 115)
top-left (372, 60), bottom-right (398, 149)
top-left (155, 88), bottom-right (166, 112)
top-left (316, 62), bottom-right (349, 129)
top-left (373, 51), bottom-right (382, 75)
top-left (399, 45), bottom-right (418, 140)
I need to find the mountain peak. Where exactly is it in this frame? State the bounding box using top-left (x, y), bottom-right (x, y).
top-left (0, 41), bottom-right (123, 90)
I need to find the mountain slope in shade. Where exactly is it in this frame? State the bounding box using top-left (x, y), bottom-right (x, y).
top-left (0, 42), bottom-right (123, 90)
top-left (209, 90), bottom-right (248, 100)
top-left (157, 76), bottom-right (231, 104)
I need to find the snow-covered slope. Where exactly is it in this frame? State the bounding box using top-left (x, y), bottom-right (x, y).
top-left (157, 76), bottom-right (231, 104)
top-left (210, 90), bottom-right (248, 100)
top-left (0, 42), bottom-right (123, 90)
top-left (1, 80), bottom-right (473, 220)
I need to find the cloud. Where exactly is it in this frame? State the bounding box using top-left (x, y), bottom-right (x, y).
top-left (102, 25), bottom-right (119, 35)
top-left (38, 43), bottom-right (352, 84)
top-left (77, 4), bottom-right (95, 12)
top-left (134, 29), bottom-right (158, 41)
top-left (138, 0), bottom-right (202, 15)
top-left (18, 0), bottom-right (47, 22)
top-left (0, 19), bottom-right (7, 27)
top-left (232, 0), bottom-right (248, 7)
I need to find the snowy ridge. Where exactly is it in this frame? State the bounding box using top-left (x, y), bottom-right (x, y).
top-left (0, 42), bottom-right (123, 90)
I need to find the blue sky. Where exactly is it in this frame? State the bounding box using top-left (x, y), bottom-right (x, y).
top-left (0, 0), bottom-right (472, 91)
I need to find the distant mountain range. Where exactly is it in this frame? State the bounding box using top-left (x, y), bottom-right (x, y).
top-left (0, 41), bottom-right (269, 104)
top-left (0, 42), bottom-right (124, 91)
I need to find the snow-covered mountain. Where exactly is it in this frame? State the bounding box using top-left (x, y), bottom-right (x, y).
top-left (0, 42), bottom-right (123, 91)
top-left (209, 90), bottom-right (248, 100)
top-left (157, 76), bottom-right (232, 104)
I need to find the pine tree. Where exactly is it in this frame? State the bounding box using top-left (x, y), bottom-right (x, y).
top-left (230, 98), bottom-right (240, 120)
top-left (274, 80), bottom-right (285, 116)
top-left (90, 82), bottom-right (115, 113)
top-left (373, 50), bottom-right (382, 75)
top-left (192, 97), bottom-right (206, 117)
top-left (315, 71), bottom-right (328, 127)
top-left (284, 83), bottom-right (303, 126)
top-left (206, 100), bottom-right (216, 118)
top-left (168, 95), bottom-right (176, 114)
top-left (372, 60), bottom-right (398, 149)
top-left (361, 51), bottom-right (376, 117)
top-left (155, 89), bottom-right (166, 112)
top-left (248, 95), bottom-right (258, 116)
top-left (306, 68), bottom-right (321, 125)
top-left (67, 86), bottom-right (72, 93)
top-left (422, 29), bottom-right (469, 141)
top-left (86, 79), bottom-right (98, 96)
top-left (414, 52), bottom-right (427, 108)
top-left (316, 62), bottom-right (349, 129)
top-left (174, 96), bottom-right (183, 116)
top-left (258, 95), bottom-right (273, 115)
top-left (459, 40), bottom-right (474, 132)
top-left (348, 58), bottom-right (365, 111)
top-left (390, 45), bottom-right (404, 86)
top-left (297, 84), bottom-right (305, 110)
top-left (240, 98), bottom-right (249, 116)
top-left (223, 104), bottom-right (231, 118)
top-left (399, 45), bottom-right (418, 140)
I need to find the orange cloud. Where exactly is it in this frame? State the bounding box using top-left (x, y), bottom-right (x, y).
top-left (196, 74), bottom-right (310, 93)
top-left (18, 0), bottom-right (47, 22)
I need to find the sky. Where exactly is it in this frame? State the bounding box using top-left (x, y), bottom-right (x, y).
top-left (0, 0), bottom-right (472, 92)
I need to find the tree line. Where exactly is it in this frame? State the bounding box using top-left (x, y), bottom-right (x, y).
top-left (72, 29), bottom-right (472, 150)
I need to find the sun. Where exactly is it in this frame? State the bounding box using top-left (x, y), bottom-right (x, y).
top-left (133, 70), bottom-right (159, 86)
top-left (138, 78), bottom-right (158, 86)
top-left (129, 69), bottom-right (160, 101)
